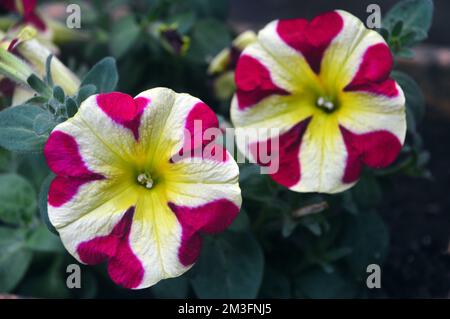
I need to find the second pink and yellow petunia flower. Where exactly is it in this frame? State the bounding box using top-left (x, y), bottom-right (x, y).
top-left (231, 10), bottom-right (406, 193)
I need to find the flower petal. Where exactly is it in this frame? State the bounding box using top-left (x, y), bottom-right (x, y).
top-left (247, 118), bottom-right (311, 188)
top-left (134, 88), bottom-right (220, 165)
top-left (320, 10), bottom-right (397, 97)
top-left (76, 92), bottom-right (148, 163)
top-left (295, 115), bottom-right (351, 193)
top-left (165, 157), bottom-right (241, 208)
top-left (338, 86), bottom-right (406, 140)
top-left (277, 11), bottom-right (343, 74)
top-left (258, 20), bottom-right (323, 90)
top-left (77, 207), bottom-right (144, 288)
top-left (127, 191), bottom-right (185, 288)
top-left (96, 92), bottom-right (149, 140)
top-left (235, 52), bottom-right (289, 109)
top-left (51, 186), bottom-right (140, 287)
top-left (164, 156), bottom-right (241, 266)
top-left (169, 199), bottom-right (240, 266)
top-left (339, 126), bottom-right (403, 183)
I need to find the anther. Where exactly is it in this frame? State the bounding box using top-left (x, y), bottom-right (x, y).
top-left (316, 96), bottom-right (335, 112)
top-left (137, 173), bottom-right (154, 189)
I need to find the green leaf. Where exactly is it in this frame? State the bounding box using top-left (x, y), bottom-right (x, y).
top-left (65, 97), bottom-right (78, 118)
top-left (383, 0), bottom-right (434, 43)
top-left (241, 173), bottom-right (278, 205)
top-left (190, 231), bottom-right (264, 298)
top-left (151, 276), bottom-right (190, 299)
top-left (48, 97), bottom-right (63, 114)
top-left (391, 21), bottom-right (403, 37)
top-left (378, 28), bottom-right (389, 41)
top-left (26, 224), bottom-right (63, 253)
top-left (351, 173), bottom-right (382, 209)
top-left (392, 71), bottom-right (425, 131)
top-left (17, 153), bottom-right (50, 190)
top-left (33, 112), bottom-right (56, 135)
top-left (396, 48), bottom-right (415, 59)
top-left (26, 96), bottom-right (49, 106)
top-left (39, 174), bottom-right (58, 235)
top-left (44, 54), bottom-right (54, 87)
top-left (341, 211), bottom-right (389, 279)
top-left (0, 173), bottom-right (36, 225)
top-left (0, 227), bottom-right (33, 292)
top-left (281, 213), bottom-right (299, 238)
top-left (186, 19), bottom-right (231, 64)
top-left (76, 84), bottom-right (97, 105)
top-left (0, 104), bottom-right (49, 152)
top-left (80, 57), bottom-right (118, 93)
top-left (53, 86), bottom-right (65, 103)
top-left (0, 148), bottom-right (11, 172)
top-left (110, 16), bottom-right (141, 59)
top-left (400, 30), bottom-right (427, 47)
top-left (341, 191), bottom-right (359, 215)
top-left (27, 74), bottom-right (52, 98)
top-left (295, 268), bottom-right (358, 299)
top-left (238, 164), bottom-right (260, 183)
top-left (228, 209), bottom-right (250, 232)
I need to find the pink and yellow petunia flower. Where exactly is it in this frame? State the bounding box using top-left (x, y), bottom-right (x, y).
top-left (44, 88), bottom-right (241, 289)
top-left (231, 10), bottom-right (406, 193)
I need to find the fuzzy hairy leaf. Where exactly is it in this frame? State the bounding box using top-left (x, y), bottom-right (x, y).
top-left (80, 57), bottom-right (118, 93)
top-left (0, 227), bottom-right (33, 292)
top-left (0, 173), bottom-right (36, 225)
top-left (0, 105), bottom-right (50, 152)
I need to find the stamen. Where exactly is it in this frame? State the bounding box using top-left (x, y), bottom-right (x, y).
top-left (323, 101), bottom-right (334, 111)
top-left (316, 96), bottom-right (335, 112)
top-left (137, 173), bottom-right (154, 189)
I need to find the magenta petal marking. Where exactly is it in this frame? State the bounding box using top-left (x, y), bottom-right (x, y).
top-left (185, 102), bottom-right (219, 148)
top-left (77, 207), bottom-right (144, 289)
top-left (235, 55), bottom-right (289, 109)
top-left (44, 131), bottom-right (102, 177)
top-left (340, 126), bottom-right (402, 183)
top-left (344, 43), bottom-right (398, 97)
top-left (173, 102), bottom-right (228, 162)
top-left (249, 118), bottom-right (311, 188)
top-left (168, 199), bottom-right (240, 266)
top-left (44, 131), bottom-right (105, 207)
top-left (96, 92), bottom-right (150, 140)
top-left (182, 102), bottom-right (219, 152)
top-left (276, 11), bottom-right (343, 74)
top-left (48, 175), bottom-right (103, 208)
